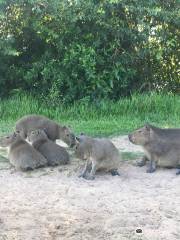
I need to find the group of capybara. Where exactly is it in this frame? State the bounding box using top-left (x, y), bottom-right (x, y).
top-left (0, 114), bottom-right (180, 179)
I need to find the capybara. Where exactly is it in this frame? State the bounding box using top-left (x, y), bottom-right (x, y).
top-left (0, 132), bottom-right (47, 171)
top-left (15, 114), bottom-right (76, 147)
top-left (28, 129), bottom-right (70, 166)
top-left (128, 124), bottom-right (180, 174)
top-left (75, 134), bottom-right (121, 180)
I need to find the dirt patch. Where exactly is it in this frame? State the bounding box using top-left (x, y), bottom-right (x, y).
top-left (0, 136), bottom-right (180, 240)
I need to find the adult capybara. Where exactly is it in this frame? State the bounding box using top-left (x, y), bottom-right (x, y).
top-left (28, 129), bottom-right (70, 166)
top-left (15, 114), bottom-right (76, 147)
top-left (0, 132), bottom-right (47, 171)
top-left (128, 124), bottom-right (180, 174)
top-left (75, 134), bottom-right (121, 180)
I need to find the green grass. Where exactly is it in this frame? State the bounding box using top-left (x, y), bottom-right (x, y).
top-left (0, 92), bottom-right (179, 136)
top-left (121, 152), bottom-right (144, 161)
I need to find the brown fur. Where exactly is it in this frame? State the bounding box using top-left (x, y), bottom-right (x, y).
top-left (15, 114), bottom-right (76, 147)
top-left (0, 132), bottom-right (47, 171)
top-left (75, 135), bottom-right (121, 180)
top-left (129, 124), bottom-right (180, 174)
top-left (28, 129), bottom-right (70, 166)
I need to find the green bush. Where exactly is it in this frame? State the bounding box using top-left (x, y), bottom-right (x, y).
top-left (0, 0), bottom-right (179, 102)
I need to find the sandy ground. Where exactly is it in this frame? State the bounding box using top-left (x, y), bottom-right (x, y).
top-left (0, 136), bottom-right (180, 240)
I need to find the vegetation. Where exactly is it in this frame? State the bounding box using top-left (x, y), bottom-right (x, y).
top-left (121, 152), bottom-right (143, 161)
top-left (0, 1), bottom-right (179, 136)
top-left (0, 93), bottom-right (179, 136)
top-left (0, 0), bottom-right (179, 103)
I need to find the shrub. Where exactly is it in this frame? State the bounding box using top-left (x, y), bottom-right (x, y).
top-left (0, 0), bottom-right (179, 102)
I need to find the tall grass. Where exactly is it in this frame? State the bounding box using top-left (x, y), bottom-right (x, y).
top-left (0, 92), bottom-right (179, 136)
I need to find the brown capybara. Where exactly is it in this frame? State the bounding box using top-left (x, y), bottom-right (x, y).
top-left (75, 134), bottom-right (121, 180)
top-left (0, 132), bottom-right (47, 171)
top-left (28, 129), bottom-right (70, 166)
top-left (15, 114), bottom-right (76, 147)
top-left (128, 124), bottom-right (180, 174)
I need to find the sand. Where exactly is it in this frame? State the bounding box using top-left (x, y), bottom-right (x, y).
top-left (0, 136), bottom-right (180, 240)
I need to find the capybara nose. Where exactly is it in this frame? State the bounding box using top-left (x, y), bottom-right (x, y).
top-left (70, 134), bottom-right (76, 148)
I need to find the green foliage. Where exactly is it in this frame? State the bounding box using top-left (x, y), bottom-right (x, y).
top-left (0, 0), bottom-right (179, 101)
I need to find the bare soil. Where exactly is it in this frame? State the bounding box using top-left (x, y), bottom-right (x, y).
top-left (0, 136), bottom-right (180, 240)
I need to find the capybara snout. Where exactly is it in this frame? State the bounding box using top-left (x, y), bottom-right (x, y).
top-left (128, 134), bottom-right (133, 142)
top-left (0, 132), bottom-right (18, 147)
top-left (69, 133), bottom-right (76, 148)
top-left (128, 132), bottom-right (138, 144)
top-left (129, 125), bottom-right (150, 145)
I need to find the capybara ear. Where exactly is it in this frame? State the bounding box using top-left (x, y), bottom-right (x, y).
top-left (62, 126), bottom-right (68, 131)
top-left (76, 136), bottom-right (85, 142)
top-left (74, 140), bottom-right (80, 150)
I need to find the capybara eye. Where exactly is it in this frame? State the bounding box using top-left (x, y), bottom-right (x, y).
top-left (67, 134), bottom-right (69, 137)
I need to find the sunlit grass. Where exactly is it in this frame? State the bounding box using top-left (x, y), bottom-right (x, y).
top-left (0, 92), bottom-right (179, 136)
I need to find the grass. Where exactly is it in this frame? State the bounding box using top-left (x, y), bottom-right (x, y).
top-left (0, 92), bottom-right (179, 136)
top-left (121, 152), bottom-right (144, 161)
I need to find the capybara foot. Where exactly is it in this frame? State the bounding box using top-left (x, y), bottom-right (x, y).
top-left (111, 169), bottom-right (120, 176)
top-left (10, 168), bottom-right (17, 174)
top-left (146, 167), bottom-right (156, 173)
top-left (26, 167), bottom-right (34, 171)
top-left (83, 174), bottom-right (95, 180)
top-left (78, 173), bottom-right (85, 178)
top-left (137, 159), bottom-right (146, 167)
top-left (78, 171), bottom-right (89, 178)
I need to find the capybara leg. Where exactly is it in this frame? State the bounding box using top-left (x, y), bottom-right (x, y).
top-left (176, 165), bottom-right (180, 175)
top-left (111, 169), bottom-right (120, 176)
top-left (146, 159), bottom-right (156, 173)
top-left (83, 161), bottom-right (97, 180)
top-left (21, 166), bottom-right (33, 171)
top-left (78, 160), bottom-right (91, 178)
top-left (137, 156), bottom-right (147, 167)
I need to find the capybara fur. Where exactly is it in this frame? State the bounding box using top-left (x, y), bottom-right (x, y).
top-left (75, 134), bottom-right (121, 180)
top-left (15, 114), bottom-right (76, 147)
top-left (129, 124), bottom-right (180, 174)
top-left (28, 129), bottom-right (70, 166)
top-left (0, 132), bottom-right (47, 171)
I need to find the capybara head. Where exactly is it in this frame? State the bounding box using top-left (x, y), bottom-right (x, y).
top-left (27, 129), bottom-right (47, 143)
top-left (0, 132), bottom-right (21, 147)
top-left (128, 124), bottom-right (151, 145)
top-left (74, 136), bottom-right (89, 160)
top-left (60, 126), bottom-right (76, 148)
